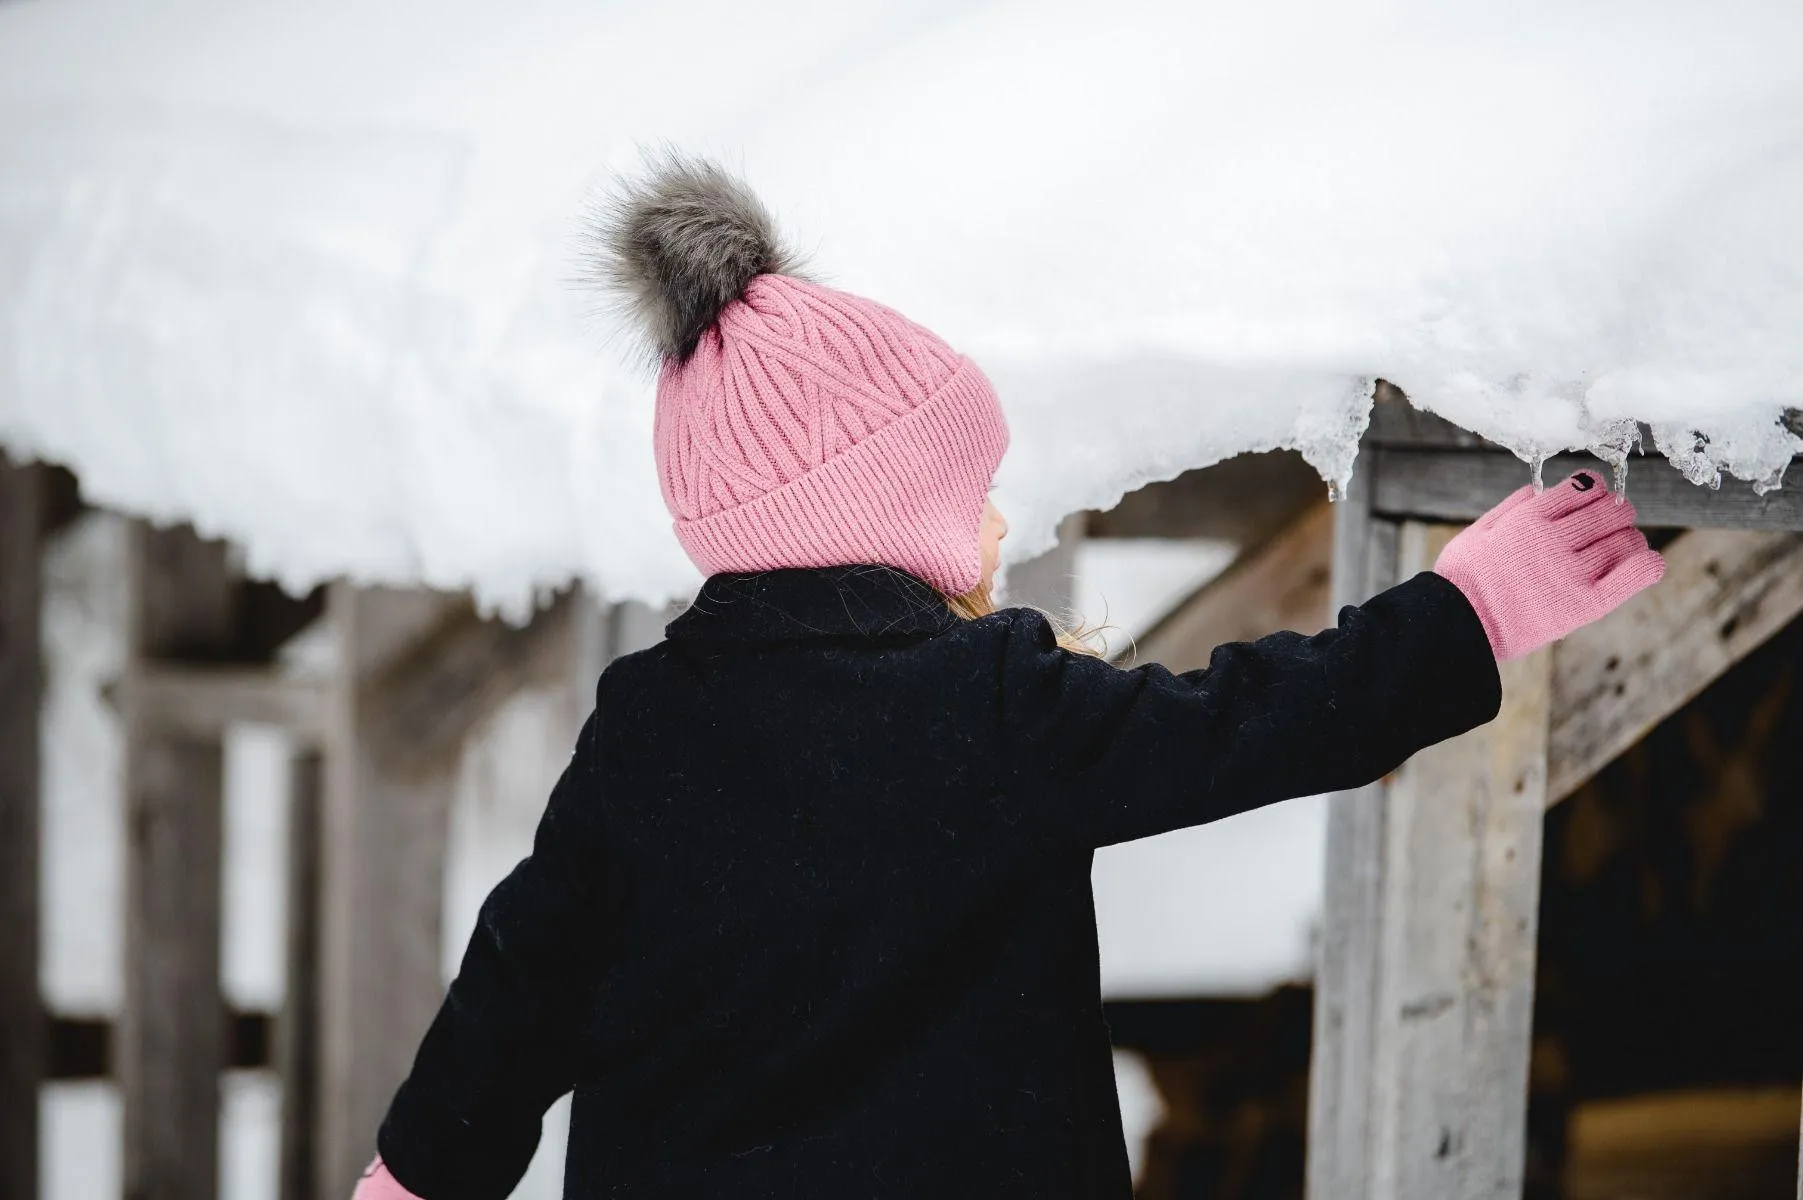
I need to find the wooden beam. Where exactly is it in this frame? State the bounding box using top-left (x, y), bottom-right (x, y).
top-left (48, 1011), bottom-right (275, 1080)
top-left (1086, 450), bottom-right (1327, 543)
top-left (280, 750), bottom-right (324, 1200)
top-left (112, 664), bottom-right (330, 745)
top-left (1371, 446), bottom-right (1803, 532)
top-left (360, 590), bottom-right (577, 777)
top-left (1310, 522), bottom-right (1552, 1200)
top-left (316, 586), bottom-right (467, 1198)
top-left (1547, 529), bottom-right (1803, 805)
top-left (0, 457), bottom-right (46, 1200)
top-left (119, 523), bottom-right (237, 1200)
top-left (1125, 501), bottom-right (1332, 672)
top-left (1363, 385), bottom-right (1492, 449)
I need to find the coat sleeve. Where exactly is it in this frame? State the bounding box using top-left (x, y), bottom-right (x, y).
top-left (999, 571), bottom-right (1504, 848)
top-left (375, 710), bottom-right (618, 1200)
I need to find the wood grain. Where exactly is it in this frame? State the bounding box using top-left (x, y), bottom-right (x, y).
top-left (316, 585), bottom-right (463, 1198)
top-left (113, 664), bottom-right (329, 745)
top-left (280, 751), bottom-right (324, 1200)
top-left (1127, 501), bottom-right (1332, 672)
top-left (1309, 521), bottom-right (1551, 1200)
top-left (1548, 529), bottom-right (1803, 805)
top-left (0, 457), bottom-right (45, 1200)
top-left (1371, 447), bottom-right (1803, 532)
top-left (1307, 462), bottom-right (1399, 1199)
top-left (1086, 451), bottom-right (1328, 543)
top-left (1369, 525), bottom-right (1549, 1199)
top-left (119, 523), bottom-right (236, 1200)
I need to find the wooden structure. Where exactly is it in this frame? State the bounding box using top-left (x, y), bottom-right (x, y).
top-left (1305, 395), bottom-right (1803, 1200)
top-left (0, 461), bottom-right (630, 1198)
top-left (9, 408), bottom-right (1803, 1199)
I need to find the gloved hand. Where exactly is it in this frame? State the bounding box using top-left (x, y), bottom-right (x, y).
top-left (1434, 470), bottom-right (1665, 661)
top-left (351, 1159), bottom-right (423, 1200)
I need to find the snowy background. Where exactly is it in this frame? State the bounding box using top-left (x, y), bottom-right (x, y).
top-left (37, 516), bottom-right (1278, 1197)
top-left (9, 0), bottom-right (1803, 1195)
top-left (4, 0), bottom-right (1802, 614)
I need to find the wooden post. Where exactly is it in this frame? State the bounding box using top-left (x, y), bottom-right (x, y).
top-left (312, 583), bottom-right (579, 1196)
top-left (317, 586), bottom-right (462, 1198)
top-left (1307, 461), bottom-right (1399, 1197)
top-left (0, 457), bottom-right (46, 1200)
top-left (1308, 519), bottom-right (1552, 1200)
top-left (119, 523), bottom-right (237, 1200)
top-left (280, 750), bottom-right (324, 1200)
top-left (1372, 524), bottom-right (1551, 1198)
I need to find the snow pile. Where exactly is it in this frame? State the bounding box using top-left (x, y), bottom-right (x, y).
top-left (2, 0), bottom-right (1800, 609)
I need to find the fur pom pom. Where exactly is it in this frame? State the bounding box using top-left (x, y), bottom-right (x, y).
top-left (586, 152), bottom-right (805, 363)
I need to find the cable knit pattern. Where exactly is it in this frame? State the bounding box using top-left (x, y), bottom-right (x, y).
top-left (654, 274), bottom-right (1009, 594)
top-left (1434, 470), bottom-right (1666, 660)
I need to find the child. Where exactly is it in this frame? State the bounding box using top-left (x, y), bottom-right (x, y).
top-left (353, 156), bottom-right (1663, 1199)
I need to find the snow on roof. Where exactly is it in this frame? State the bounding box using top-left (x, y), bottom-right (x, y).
top-left (3, 0), bottom-right (1801, 611)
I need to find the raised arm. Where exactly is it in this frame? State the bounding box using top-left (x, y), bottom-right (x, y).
top-left (1002, 570), bottom-right (1501, 847)
top-left (1005, 470), bottom-right (1661, 849)
top-left (367, 710), bottom-right (621, 1200)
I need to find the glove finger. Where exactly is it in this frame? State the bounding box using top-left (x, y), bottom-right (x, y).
top-left (1477, 483), bottom-right (1538, 529)
top-left (1563, 493), bottom-right (1643, 548)
top-left (1576, 527), bottom-right (1653, 580)
top-left (1533, 470), bottom-right (1613, 520)
top-left (1594, 546), bottom-right (1666, 609)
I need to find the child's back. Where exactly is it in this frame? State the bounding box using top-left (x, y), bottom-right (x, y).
top-left (356, 156), bottom-right (1661, 1200)
top-left (378, 562), bottom-right (1505, 1198)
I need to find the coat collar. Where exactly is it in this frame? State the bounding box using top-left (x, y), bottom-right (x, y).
top-left (666, 566), bottom-right (962, 643)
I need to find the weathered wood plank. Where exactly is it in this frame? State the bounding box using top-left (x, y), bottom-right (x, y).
top-left (1548, 529), bottom-right (1803, 805)
top-left (1126, 501), bottom-right (1332, 671)
top-left (1372, 446), bottom-right (1803, 532)
top-left (113, 664), bottom-right (330, 744)
top-left (1307, 461), bottom-right (1399, 1199)
top-left (1311, 520), bottom-right (1552, 1200)
top-left (360, 591), bottom-right (576, 777)
top-left (120, 523), bottom-right (237, 1200)
top-left (1363, 386), bottom-right (1492, 449)
top-left (0, 457), bottom-right (46, 1200)
top-left (1371, 526), bottom-right (1550, 1199)
top-left (317, 586), bottom-right (464, 1198)
top-left (1086, 450), bottom-right (1327, 543)
top-left (280, 750), bottom-right (324, 1200)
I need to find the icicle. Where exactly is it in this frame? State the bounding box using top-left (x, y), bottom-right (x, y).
top-left (1584, 419), bottom-right (1639, 507)
top-left (1325, 478), bottom-right (1345, 503)
top-left (1530, 452), bottom-right (1548, 493)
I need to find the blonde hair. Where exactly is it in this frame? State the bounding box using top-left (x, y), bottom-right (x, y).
top-left (944, 581), bottom-right (1106, 657)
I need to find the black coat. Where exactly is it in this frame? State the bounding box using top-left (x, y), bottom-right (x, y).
top-left (378, 564), bottom-right (1500, 1199)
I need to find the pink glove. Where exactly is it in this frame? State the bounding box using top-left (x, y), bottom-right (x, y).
top-left (351, 1159), bottom-right (424, 1200)
top-left (1434, 470), bottom-right (1665, 661)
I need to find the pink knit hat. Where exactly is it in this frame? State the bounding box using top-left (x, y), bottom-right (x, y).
top-left (592, 156), bottom-right (1009, 595)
